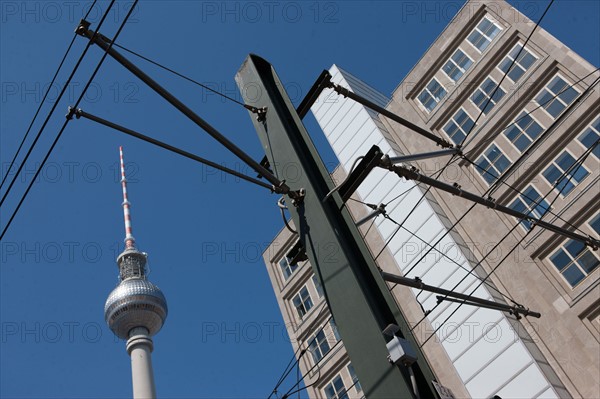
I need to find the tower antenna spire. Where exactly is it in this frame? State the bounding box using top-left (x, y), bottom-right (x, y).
top-left (105, 147), bottom-right (167, 399)
top-left (119, 146), bottom-right (136, 249)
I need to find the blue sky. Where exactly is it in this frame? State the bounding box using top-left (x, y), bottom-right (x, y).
top-left (1, 1), bottom-right (598, 398)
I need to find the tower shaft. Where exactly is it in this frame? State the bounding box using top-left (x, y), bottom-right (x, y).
top-left (127, 327), bottom-right (157, 399)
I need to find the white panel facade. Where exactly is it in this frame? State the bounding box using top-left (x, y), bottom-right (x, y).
top-left (310, 65), bottom-right (559, 398)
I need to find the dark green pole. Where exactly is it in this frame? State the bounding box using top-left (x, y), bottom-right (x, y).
top-left (236, 54), bottom-right (438, 398)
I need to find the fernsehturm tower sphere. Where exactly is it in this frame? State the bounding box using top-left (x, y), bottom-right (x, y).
top-left (104, 147), bottom-right (167, 399)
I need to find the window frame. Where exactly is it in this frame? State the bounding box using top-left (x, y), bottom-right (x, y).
top-left (307, 327), bottom-right (331, 364)
top-left (547, 213), bottom-right (600, 288)
top-left (535, 74), bottom-right (580, 119)
top-left (442, 107), bottom-right (476, 145)
top-left (470, 76), bottom-right (506, 115)
top-left (467, 15), bottom-right (502, 53)
top-left (496, 42), bottom-right (537, 83)
top-left (417, 77), bottom-right (447, 113)
top-left (577, 117), bottom-right (600, 160)
top-left (323, 373), bottom-right (349, 399)
top-left (542, 149), bottom-right (590, 197)
top-left (509, 184), bottom-right (551, 231)
top-left (475, 143), bottom-right (512, 185)
top-left (442, 47), bottom-right (473, 82)
top-left (291, 284), bottom-right (314, 320)
top-left (504, 110), bottom-right (545, 154)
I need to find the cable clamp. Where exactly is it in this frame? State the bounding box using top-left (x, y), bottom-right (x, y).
top-left (253, 106), bottom-right (268, 122)
top-left (291, 188), bottom-right (306, 207)
top-left (66, 106), bottom-right (77, 120)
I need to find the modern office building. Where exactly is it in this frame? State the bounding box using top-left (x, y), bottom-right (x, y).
top-left (262, 1), bottom-right (599, 398)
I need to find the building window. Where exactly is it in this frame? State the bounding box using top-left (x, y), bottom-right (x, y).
top-left (467, 16), bottom-right (502, 52)
top-left (292, 285), bottom-right (314, 319)
top-left (417, 78), bottom-right (447, 112)
top-left (278, 240), bottom-right (306, 280)
top-left (279, 257), bottom-right (299, 280)
top-left (578, 117), bottom-right (600, 159)
top-left (471, 77), bottom-right (505, 115)
top-left (549, 214), bottom-right (599, 288)
top-left (498, 43), bottom-right (537, 82)
top-left (535, 75), bottom-right (579, 119)
top-left (542, 151), bottom-right (589, 196)
top-left (509, 185), bottom-right (551, 230)
top-left (308, 328), bottom-right (331, 363)
top-left (504, 111), bottom-right (544, 153)
top-left (443, 108), bottom-right (475, 144)
top-left (324, 374), bottom-right (348, 399)
top-left (442, 48), bottom-right (473, 82)
top-left (312, 274), bottom-right (324, 298)
top-left (347, 364), bottom-right (363, 394)
top-left (475, 144), bottom-right (511, 185)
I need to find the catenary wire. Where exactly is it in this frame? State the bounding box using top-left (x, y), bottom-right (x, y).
top-left (388, 121), bottom-right (590, 331)
top-left (373, 0), bottom-right (593, 304)
top-left (110, 42), bottom-right (253, 110)
top-left (417, 140), bottom-right (598, 347)
top-left (382, 213), bottom-right (521, 305)
top-left (280, 338), bottom-right (344, 399)
top-left (373, 0), bottom-right (556, 252)
top-left (0, 0), bottom-right (99, 191)
top-left (456, 0), bottom-right (555, 150)
top-left (464, 67), bottom-right (600, 159)
top-left (267, 301), bottom-right (330, 399)
top-left (460, 151), bottom-right (593, 238)
top-left (1, 0), bottom-right (138, 241)
top-left (0, 0), bottom-right (116, 210)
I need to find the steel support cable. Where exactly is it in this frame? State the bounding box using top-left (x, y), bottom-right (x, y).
top-left (413, 142), bottom-right (598, 343)
top-left (0, 1), bottom-right (115, 210)
top-left (372, 158), bottom-right (461, 262)
top-left (373, 3), bottom-right (590, 325)
top-left (280, 338), bottom-right (344, 399)
top-left (484, 75), bottom-right (600, 192)
top-left (454, 74), bottom-right (600, 239)
top-left (74, 109), bottom-right (273, 191)
top-left (0, 0), bottom-right (137, 241)
top-left (460, 152), bottom-right (592, 238)
top-left (269, 314), bottom-right (333, 399)
top-left (464, 67), bottom-right (600, 159)
top-left (456, 0), bottom-right (555, 151)
top-left (373, 0), bottom-right (556, 262)
top-left (1, 38), bottom-right (77, 190)
top-left (76, 29), bottom-right (289, 196)
top-left (382, 213), bottom-right (521, 305)
top-left (109, 42), bottom-right (259, 112)
top-left (0, 0), bottom-right (99, 191)
top-left (267, 302), bottom-right (331, 399)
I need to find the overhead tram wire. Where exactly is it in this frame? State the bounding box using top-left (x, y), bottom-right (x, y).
top-left (416, 140), bottom-right (599, 347)
top-left (464, 67), bottom-right (600, 158)
top-left (267, 302), bottom-right (332, 399)
top-left (0, 0), bottom-right (100, 191)
top-left (0, 0), bottom-right (116, 210)
top-left (110, 42), bottom-right (256, 111)
top-left (279, 338), bottom-right (344, 399)
top-left (381, 213), bottom-right (521, 305)
top-left (0, 0), bottom-right (139, 241)
top-left (411, 138), bottom-right (599, 335)
top-left (371, 0), bottom-right (556, 256)
top-left (372, 0), bottom-right (572, 284)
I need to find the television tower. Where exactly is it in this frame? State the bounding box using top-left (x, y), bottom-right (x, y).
top-left (104, 146), bottom-right (168, 399)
